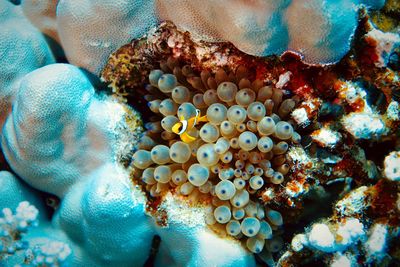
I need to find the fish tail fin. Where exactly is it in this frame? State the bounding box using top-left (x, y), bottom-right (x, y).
top-left (198, 115), bottom-right (208, 122)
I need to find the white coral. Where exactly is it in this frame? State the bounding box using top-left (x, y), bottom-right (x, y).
top-left (364, 223), bottom-right (388, 258)
top-left (383, 151), bottom-right (400, 181)
top-left (342, 112), bottom-right (387, 139)
top-left (308, 223), bottom-right (335, 252)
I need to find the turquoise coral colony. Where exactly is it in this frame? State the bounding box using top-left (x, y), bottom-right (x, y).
top-left (1, 0), bottom-right (400, 266)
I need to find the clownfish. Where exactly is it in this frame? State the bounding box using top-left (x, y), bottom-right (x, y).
top-left (172, 109), bottom-right (208, 143)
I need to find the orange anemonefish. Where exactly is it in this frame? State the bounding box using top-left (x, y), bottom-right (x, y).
top-left (172, 109), bottom-right (208, 143)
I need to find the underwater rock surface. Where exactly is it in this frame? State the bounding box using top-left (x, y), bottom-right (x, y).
top-left (1, 0), bottom-right (400, 266)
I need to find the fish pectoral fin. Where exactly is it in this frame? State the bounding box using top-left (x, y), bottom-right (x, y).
top-left (181, 132), bottom-right (196, 143)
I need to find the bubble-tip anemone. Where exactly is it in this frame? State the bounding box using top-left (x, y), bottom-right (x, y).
top-left (129, 57), bottom-right (301, 254)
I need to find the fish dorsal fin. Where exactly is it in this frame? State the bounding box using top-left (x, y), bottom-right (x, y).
top-left (193, 109), bottom-right (201, 126)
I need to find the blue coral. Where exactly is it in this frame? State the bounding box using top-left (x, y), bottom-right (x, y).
top-left (52, 0), bottom-right (386, 74)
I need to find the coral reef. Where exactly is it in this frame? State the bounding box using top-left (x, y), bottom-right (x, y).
top-left (21, 0), bottom-right (59, 44)
top-left (157, 0), bottom-right (384, 64)
top-left (279, 179), bottom-right (400, 266)
top-left (152, 193), bottom-right (255, 266)
top-left (0, 201), bottom-right (39, 260)
top-left (1, 64), bottom-right (155, 266)
top-left (1, 0), bottom-right (399, 266)
top-left (0, 62), bottom-right (253, 266)
top-left (2, 64), bottom-right (152, 265)
top-left (24, 0), bottom-right (385, 75)
top-left (101, 13), bottom-right (400, 266)
top-left (370, 0), bottom-right (400, 32)
top-left (0, 170), bottom-right (71, 266)
top-left (0, 0), bottom-right (55, 130)
top-left (56, 0), bottom-right (158, 74)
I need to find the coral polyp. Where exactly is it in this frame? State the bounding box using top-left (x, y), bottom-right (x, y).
top-left (129, 57), bottom-right (301, 253)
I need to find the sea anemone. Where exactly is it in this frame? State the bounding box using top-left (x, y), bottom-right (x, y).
top-left (129, 57), bottom-right (301, 253)
top-left (99, 19), bottom-right (400, 266)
